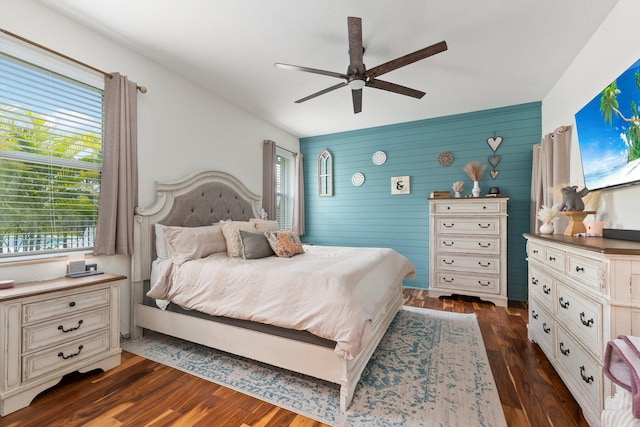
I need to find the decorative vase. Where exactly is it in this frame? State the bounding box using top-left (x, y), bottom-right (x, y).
top-left (454, 191), bottom-right (461, 198)
top-left (472, 181), bottom-right (481, 197)
top-left (539, 222), bottom-right (554, 234)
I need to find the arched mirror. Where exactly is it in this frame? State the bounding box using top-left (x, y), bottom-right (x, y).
top-left (318, 149), bottom-right (333, 197)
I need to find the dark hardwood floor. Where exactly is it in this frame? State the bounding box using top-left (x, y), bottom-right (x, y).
top-left (1, 289), bottom-right (589, 426)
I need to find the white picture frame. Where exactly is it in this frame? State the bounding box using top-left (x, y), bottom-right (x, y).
top-left (391, 176), bottom-right (410, 195)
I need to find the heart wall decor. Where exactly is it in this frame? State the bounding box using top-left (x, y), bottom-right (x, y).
top-left (488, 155), bottom-right (502, 168)
top-left (490, 170), bottom-right (500, 179)
top-left (487, 136), bottom-right (503, 152)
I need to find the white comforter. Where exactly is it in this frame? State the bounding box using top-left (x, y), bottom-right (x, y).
top-left (147, 245), bottom-right (416, 360)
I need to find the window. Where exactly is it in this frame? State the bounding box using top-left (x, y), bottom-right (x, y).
top-left (275, 148), bottom-right (295, 229)
top-left (0, 42), bottom-right (104, 257)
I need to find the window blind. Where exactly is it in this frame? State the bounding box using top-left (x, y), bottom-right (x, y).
top-left (0, 51), bottom-right (103, 256)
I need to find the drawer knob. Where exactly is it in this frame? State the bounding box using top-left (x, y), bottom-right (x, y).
top-left (580, 366), bottom-right (594, 384)
top-left (543, 323), bottom-right (551, 334)
top-left (548, 256), bottom-right (556, 261)
top-left (478, 242), bottom-right (491, 248)
top-left (531, 310), bottom-right (539, 319)
top-left (575, 266), bottom-right (585, 273)
top-left (58, 319), bottom-right (84, 333)
top-left (58, 345), bottom-right (84, 360)
top-left (559, 297), bottom-right (570, 309)
top-left (69, 301), bottom-right (76, 307)
top-left (560, 342), bottom-right (570, 356)
top-left (543, 284), bottom-right (551, 295)
top-left (478, 223), bottom-right (490, 229)
top-left (533, 249), bottom-right (539, 254)
top-left (580, 312), bottom-right (594, 327)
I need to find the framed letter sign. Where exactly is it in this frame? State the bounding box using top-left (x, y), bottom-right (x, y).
top-left (391, 176), bottom-right (410, 195)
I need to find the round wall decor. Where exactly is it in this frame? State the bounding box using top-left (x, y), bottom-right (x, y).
top-left (438, 151), bottom-right (454, 166)
top-left (351, 172), bottom-right (365, 186)
top-left (372, 150), bottom-right (387, 165)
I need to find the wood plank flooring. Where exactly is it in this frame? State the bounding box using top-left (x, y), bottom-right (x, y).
top-left (1, 289), bottom-right (589, 426)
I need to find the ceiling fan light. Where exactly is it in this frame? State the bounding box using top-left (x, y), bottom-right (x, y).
top-left (349, 79), bottom-right (365, 90)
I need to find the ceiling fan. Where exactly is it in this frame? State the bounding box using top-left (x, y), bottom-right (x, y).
top-left (275, 16), bottom-right (447, 114)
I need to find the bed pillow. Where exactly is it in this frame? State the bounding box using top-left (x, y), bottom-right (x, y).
top-left (163, 224), bottom-right (226, 265)
top-left (220, 220), bottom-right (257, 257)
top-left (265, 230), bottom-right (304, 258)
top-left (154, 223), bottom-right (169, 260)
top-left (240, 230), bottom-right (275, 260)
top-left (249, 218), bottom-right (280, 232)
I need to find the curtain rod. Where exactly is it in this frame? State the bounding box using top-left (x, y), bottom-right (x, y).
top-left (0, 28), bottom-right (147, 93)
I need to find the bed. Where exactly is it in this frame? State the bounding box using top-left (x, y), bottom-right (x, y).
top-left (130, 170), bottom-right (415, 411)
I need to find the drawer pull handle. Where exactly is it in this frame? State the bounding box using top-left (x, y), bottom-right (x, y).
top-left (575, 266), bottom-right (585, 273)
top-left (442, 260), bottom-right (454, 265)
top-left (58, 319), bottom-right (84, 333)
top-left (69, 301), bottom-right (76, 307)
top-left (548, 256), bottom-right (556, 261)
top-left (560, 342), bottom-right (570, 356)
top-left (478, 242), bottom-right (491, 248)
top-left (543, 323), bottom-right (550, 334)
top-left (443, 277), bottom-right (454, 283)
top-left (478, 223), bottom-right (490, 229)
top-left (580, 366), bottom-right (594, 384)
top-left (58, 345), bottom-right (84, 360)
top-left (478, 261), bottom-right (491, 267)
top-left (559, 297), bottom-right (570, 309)
top-left (531, 277), bottom-right (538, 285)
top-left (580, 312), bottom-right (594, 327)
top-left (478, 281), bottom-right (491, 287)
top-left (482, 206), bottom-right (487, 210)
top-left (443, 223), bottom-right (455, 228)
top-left (443, 241), bottom-right (454, 247)
top-left (543, 284), bottom-right (551, 295)
top-left (531, 310), bottom-right (539, 319)
top-left (533, 249), bottom-right (539, 254)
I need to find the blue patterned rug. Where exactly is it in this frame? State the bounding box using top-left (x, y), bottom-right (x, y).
top-left (122, 306), bottom-right (506, 426)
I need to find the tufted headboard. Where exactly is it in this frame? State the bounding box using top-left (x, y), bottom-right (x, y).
top-left (131, 170), bottom-right (261, 284)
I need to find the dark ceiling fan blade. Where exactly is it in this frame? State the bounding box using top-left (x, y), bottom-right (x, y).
top-left (367, 40), bottom-right (447, 78)
top-left (347, 17), bottom-right (364, 74)
top-left (274, 63), bottom-right (347, 80)
top-left (366, 78), bottom-right (426, 99)
top-left (351, 88), bottom-right (362, 114)
top-left (295, 82), bottom-right (348, 103)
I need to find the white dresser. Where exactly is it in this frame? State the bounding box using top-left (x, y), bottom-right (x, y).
top-left (525, 234), bottom-right (640, 427)
top-left (0, 274), bottom-right (124, 416)
top-left (429, 197), bottom-right (509, 307)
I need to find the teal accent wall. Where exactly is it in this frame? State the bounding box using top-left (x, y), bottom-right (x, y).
top-left (299, 102), bottom-right (541, 301)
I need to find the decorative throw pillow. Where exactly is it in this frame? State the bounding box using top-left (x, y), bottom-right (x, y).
top-left (220, 220), bottom-right (257, 257)
top-left (154, 223), bottom-right (169, 260)
top-left (265, 230), bottom-right (304, 258)
top-left (163, 224), bottom-right (226, 265)
top-left (240, 230), bottom-right (275, 260)
top-left (249, 218), bottom-right (280, 232)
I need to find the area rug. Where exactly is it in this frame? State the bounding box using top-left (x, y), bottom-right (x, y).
top-left (122, 306), bottom-right (506, 426)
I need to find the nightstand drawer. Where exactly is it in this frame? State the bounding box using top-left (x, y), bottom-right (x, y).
top-left (435, 218), bottom-right (500, 235)
top-left (23, 307), bottom-right (110, 352)
top-left (435, 236), bottom-right (501, 255)
top-left (432, 200), bottom-right (504, 214)
top-left (22, 329), bottom-right (111, 382)
top-left (23, 288), bottom-right (111, 324)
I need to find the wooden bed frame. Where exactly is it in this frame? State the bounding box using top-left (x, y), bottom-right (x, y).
top-left (130, 170), bottom-right (403, 411)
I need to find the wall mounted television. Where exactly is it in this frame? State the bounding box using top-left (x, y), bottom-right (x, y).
top-left (575, 58), bottom-right (640, 191)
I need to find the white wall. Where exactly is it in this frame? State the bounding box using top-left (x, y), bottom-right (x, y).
top-left (0, 0), bottom-right (299, 335)
top-left (542, 0), bottom-right (640, 229)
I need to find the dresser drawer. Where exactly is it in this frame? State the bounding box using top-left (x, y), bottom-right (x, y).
top-left (529, 267), bottom-right (555, 312)
top-left (566, 254), bottom-right (604, 290)
top-left (529, 299), bottom-right (555, 357)
top-left (23, 307), bottom-right (110, 352)
top-left (543, 247), bottom-right (566, 273)
top-left (436, 254), bottom-right (500, 274)
top-left (435, 236), bottom-right (501, 255)
top-left (556, 326), bottom-right (602, 412)
top-left (435, 218), bottom-right (500, 235)
top-left (527, 241), bottom-right (546, 263)
top-left (432, 200), bottom-right (504, 214)
top-left (22, 329), bottom-right (111, 382)
top-left (556, 284), bottom-right (603, 358)
top-left (434, 272), bottom-right (500, 294)
top-left (23, 288), bottom-right (111, 324)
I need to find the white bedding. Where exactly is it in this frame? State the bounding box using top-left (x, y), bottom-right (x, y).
top-left (147, 245), bottom-right (416, 359)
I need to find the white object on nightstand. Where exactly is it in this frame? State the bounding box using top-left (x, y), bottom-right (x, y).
top-left (0, 274), bottom-right (124, 416)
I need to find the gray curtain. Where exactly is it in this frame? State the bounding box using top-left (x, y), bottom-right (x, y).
top-left (262, 140), bottom-right (277, 220)
top-left (530, 126), bottom-right (571, 233)
top-left (94, 73), bottom-right (139, 255)
top-left (293, 153), bottom-right (305, 235)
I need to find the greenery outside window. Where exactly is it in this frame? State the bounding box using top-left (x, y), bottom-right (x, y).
top-left (0, 44), bottom-right (104, 257)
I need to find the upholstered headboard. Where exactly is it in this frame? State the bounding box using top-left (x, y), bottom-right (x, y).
top-left (131, 170), bottom-right (261, 283)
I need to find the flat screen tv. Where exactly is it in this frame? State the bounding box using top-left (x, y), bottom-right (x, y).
top-left (575, 58), bottom-right (640, 191)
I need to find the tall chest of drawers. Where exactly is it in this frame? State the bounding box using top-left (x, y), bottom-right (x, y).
top-left (0, 274), bottom-right (124, 416)
top-left (525, 234), bottom-right (640, 427)
top-left (429, 197), bottom-right (509, 307)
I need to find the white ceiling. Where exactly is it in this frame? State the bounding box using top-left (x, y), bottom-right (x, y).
top-left (37, 0), bottom-right (619, 138)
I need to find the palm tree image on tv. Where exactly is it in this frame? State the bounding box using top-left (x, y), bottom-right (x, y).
top-left (575, 58), bottom-right (640, 190)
